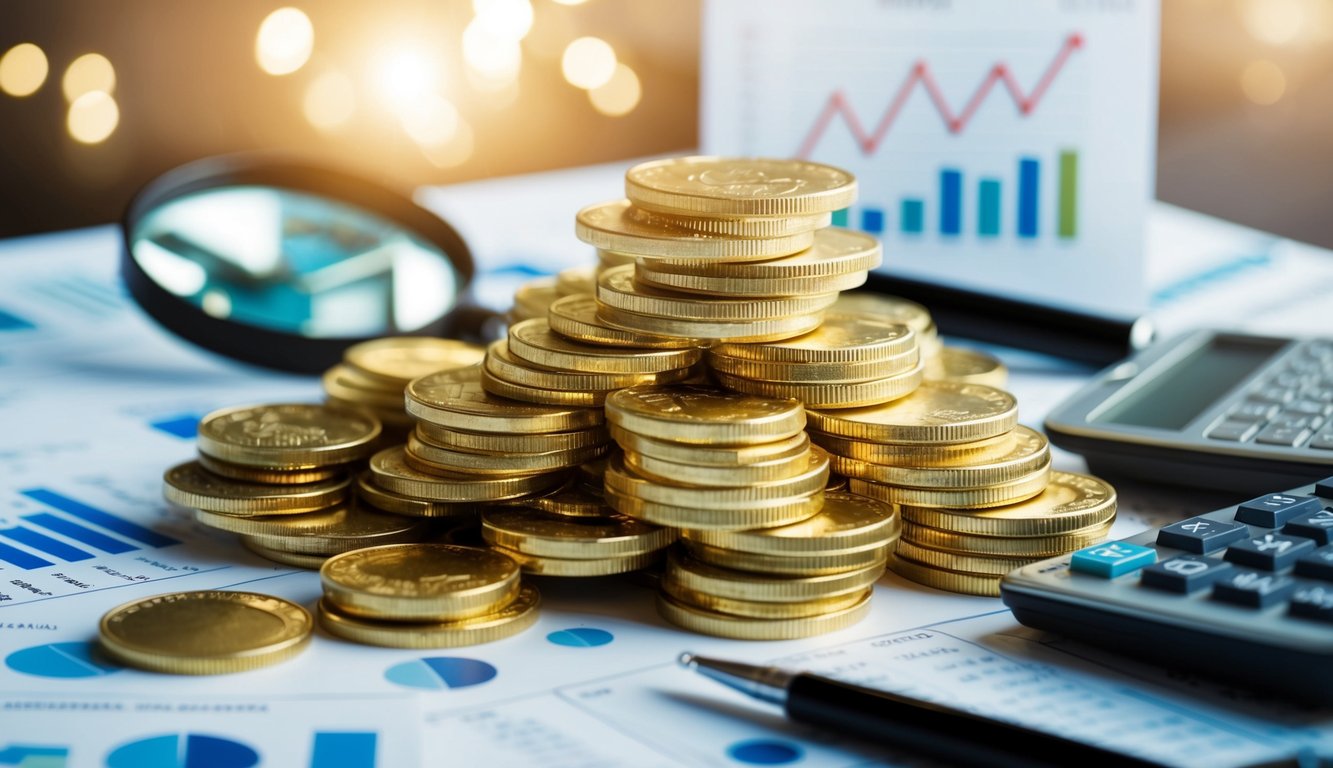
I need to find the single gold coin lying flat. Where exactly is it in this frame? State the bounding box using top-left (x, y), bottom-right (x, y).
top-left (685, 491), bottom-right (898, 556)
top-left (508, 317), bottom-right (702, 374)
top-left (576, 199), bottom-right (814, 262)
top-left (322, 543), bottom-right (520, 621)
top-left (715, 362), bottom-right (924, 409)
top-left (605, 486), bottom-right (823, 530)
top-left (810, 430), bottom-right (1018, 467)
top-left (897, 471), bottom-right (1117, 536)
top-left (708, 345), bottom-right (918, 384)
top-left (345, 337), bottom-right (486, 387)
top-left (492, 545), bottom-right (663, 577)
top-left (526, 483), bottom-right (611, 518)
top-left (713, 311), bottom-right (915, 364)
top-left (197, 404), bottom-right (381, 469)
top-left (662, 580), bottom-right (870, 620)
top-left (664, 550), bottom-right (882, 602)
top-left (242, 538), bottom-right (330, 569)
top-left (196, 453), bottom-right (345, 485)
top-left (925, 346), bottom-right (1008, 389)
top-left (597, 266), bottom-right (838, 322)
top-left (99, 591), bottom-right (312, 674)
top-left (624, 441), bottom-right (812, 487)
top-left (487, 339), bottom-right (691, 391)
top-left (625, 156), bottom-right (858, 217)
top-left (656, 589), bottom-right (871, 640)
top-left (828, 426), bottom-right (1050, 489)
top-left (888, 553), bottom-right (1002, 597)
top-left (355, 471), bottom-right (473, 519)
top-left (369, 446), bottom-right (566, 503)
top-left (318, 584), bottom-right (539, 648)
top-left (416, 420), bottom-right (608, 454)
top-left (894, 539), bottom-right (1041, 576)
top-left (605, 450), bottom-right (829, 510)
top-left (406, 432), bottom-right (603, 476)
top-left (609, 425), bottom-right (808, 467)
top-left (479, 368), bottom-right (609, 407)
top-left (163, 461), bottom-right (350, 516)
top-left (628, 205), bottom-right (832, 238)
top-left (684, 540), bottom-right (890, 577)
top-left (598, 302), bottom-right (825, 342)
top-left (605, 385), bottom-right (805, 445)
top-left (193, 503), bottom-right (352, 537)
top-left (903, 520), bottom-right (1113, 557)
top-left (481, 506), bottom-right (674, 559)
top-left (847, 466), bottom-right (1050, 510)
top-left (244, 505), bottom-right (430, 555)
top-left (322, 365), bottom-right (408, 410)
top-left (547, 294), bottom-right (700, 349)
top-left (806, 381), bottom-right (1018, 444)
top-left (406, 366), bottom-right (603, 433)
top-left (831, 293), bottom-right (933, 335)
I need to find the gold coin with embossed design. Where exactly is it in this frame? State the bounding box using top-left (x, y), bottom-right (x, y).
top-left (321, 543), bottom-right (520, 621)
top-left (684, 492), bottom-right (898, 556)
top-left (625, 156), bottom-right (857, 217)
top-left (546, 294), bottom-right (700, 349)
top-left (197, 404), bottom-right (381, 468)
top-left (406, 366), bottom-right (603, 433)
top-left (806, 381), bottom-right (1017, 444)
top-left (605, 385), bottom-right (805, 445)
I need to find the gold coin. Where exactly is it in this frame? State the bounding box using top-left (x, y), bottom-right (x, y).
top-left (605, 485), bottom-right (823, 530)
top-left (624, 440), bottom-right (812, 487)
top-left (508, 317), bottom-right (701, 374)
top-left (656, 589), bottom-right (871, 640)
top-left (192, 502), bottom-right (349, 536)
top-left (828, 426), bottom-right (1050, 488)
top-left (99, 591), bottom-right (312, 674)
top-left (163, 461), bottom-right (349, 516)
top-left (242, 538), bottom-right (330, 569)
top-left (597, 248), bottom-right (637, 270)
top-left (810, 430), bottom-right (1019, 467)
top-left (708, 345), bottom-right (918, 384)
top-left (716, 362), bottom-right (923, 410)
top-left (555, 266), bottom-right (597, 297)
top-left (894, 539), bottom-right (1040, 576)
top-left (605, 449), bottom-right (829, 509)
top-left (887, 553), bottom-right (1001, 597)
top-left (605, 385), bottom-right (805, 445)
top-left (633, 229), bottom-right (881, 295)
top-left (664, 549), bottom-right (881, 602)
top-left (685, 491), bottom-right (898, 556)
top-left (196, 453), bottom-right (345, 485)
top-left (547, 294), bottom-right (700, 349)
top-left (406, 432), bottom-right (604, 476)
top-left (491, 544), bottom-right (664, 576)
top-left (479, 367), bottom-right (609, 407)
top-left (321, 365), bottom-right (404, 410)
top-left (243, 505), bottom-right (430, 555)
top-left (897, 471), bottom-right (1117, 536)
top-left (406, 366), bottom-right (604, 433)
top-left (805, 381), bottom-right (1018, 444)
top-left (486, 340), bottom-right (691, 391)
top-left (369, 446), bottom-right (566, 502)
top-left (355, 471), bottom-right (474, 519)
top-left (684, 540), bottom-right (890, 577)
top-left (318, 584), bottom-right (539, 648)
top-left (661, 580), bottom-right (870, 620)
top-left (597, 302), bottom-right (825, 342)
top-left (625, 156), bottom-right (858, 217)
top-left (526, 482), bottom-right (611, 518)
top-left (197, 403), bottom-right (381, 468)
top-left (513, 277), bottom-right (560, 320)
top-left (925, 346), bottom-right (1008, 389)
top-left (847, 467), bottom-right (1050, 509)
top-left (345, 337), bottom-right (486, 387)
top-left (628, 205), bottom-right (832, 238)
top-left (416, 420), bottom-right (608, 454)
top-left (575, 199), bottom-right (814, 262)
top-left (321, 543), bottom-right (520, 621)
top-left (832, 293), bottom-right (933, 335)
top-left (598, 266), bottom-right (839, 322)
top-left (636, 264), bottom-right (867, 298)
top-left (903, 520), bottom-right (1113, 557)
top-left (713, 311), bottom-right (915, 364)
top-left (481, 506), bottom-right (674, 559)
top-left (609, 425), bottom-right (808, 466)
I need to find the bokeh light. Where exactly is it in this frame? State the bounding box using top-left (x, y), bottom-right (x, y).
top-left (472, 0), bottom-right (534, 42)
top-left (303, 70), bottom-right (355, 130)
top-left (62, 53), bottom-right (115, 102)
top-left (401, 95), bottom-right (461, 148)
top-left (373, 47), bottom-right (441, 115)
top-left (422, 119), bottom-right (475, 169)
top-left (67, 90), bottom-right (119, 143)
top-left (0, 43), bottom-right (49, 97)
top-left (256, 7), bottom-right (314, 76)
top-left (550, 0), bottom-right (589, 5)
top-left (463, 20), bottom-right (522, 84)
top-left (1241, 59), bottom-right (1287, 105)
top-left (562, 37), bottom-right (616, 90)
top-left (588, 62), bottom-right (640, 116)
top-left (1239, 0), bottom-right (1306, 46)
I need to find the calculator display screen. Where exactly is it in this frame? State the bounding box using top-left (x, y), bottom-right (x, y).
top-left (1093, 336), bottom-right (1284, 430)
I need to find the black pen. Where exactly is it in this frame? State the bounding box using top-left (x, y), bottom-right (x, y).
top-left (679, 653), bottom-right (1169, 768)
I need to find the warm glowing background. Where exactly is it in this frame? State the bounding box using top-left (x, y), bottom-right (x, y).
top-left (1, 0), bottom-right (1331, 250)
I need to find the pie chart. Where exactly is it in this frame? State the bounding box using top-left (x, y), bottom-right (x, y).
top-left (105, 734), bottom-right (258, 768)
top-left (5, 642), bottom-right (120, 679)
top-left (545, 627), bottom-right (614, 648)
top-left (384, 657), bottom-right (497, 691)
top-left (727, 739), bottom-right (803, 765)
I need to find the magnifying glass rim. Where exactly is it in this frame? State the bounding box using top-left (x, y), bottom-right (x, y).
top-left (120, 153), bottom-right (475, 374)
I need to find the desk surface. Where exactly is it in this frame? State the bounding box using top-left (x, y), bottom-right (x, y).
top-left (1, 165), bottom-right (1331, 766)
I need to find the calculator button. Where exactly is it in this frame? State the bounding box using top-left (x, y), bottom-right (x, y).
top-left (1212, 569), bottom-right (1296, 608)
top-left (1318, 477), bottom-right (1333, 498)
top-left (1294, 547), bottom-right (1333, 582)
top-left (1310, 432), bottom-right (1333, 450)
top-left (1223, 533), bottom-right (1315, 570)
top-left (1157, 517), bottom-right (1248, 553)
top-left (1283, 508), bottom-right (1333, 545)
top-left (1139, 555), bottom-right (1234, 594)
top-left (1285, 400), bottom-right (1329, 417)
top-left (1227, 402), bottom-right (1279, 422)
top-left (1206, 421), bottom-right (1259, 443)
top-left (1069, 542), bottom-right (1156, 578)
top-left (1290, 585), bottom-right (1333, 624)
top-left (1234, 493), bottom-right (1324, 527)
top-left (1254, 425), bottom-right (1313, 447)
top-left (1270, 413), bottom-right (1324, 431)
top-left (1250, 387), bottom-right (1296, 405)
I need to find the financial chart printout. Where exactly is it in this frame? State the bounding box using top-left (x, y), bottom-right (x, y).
top-left (702, 0), bottom-right (1158, 317)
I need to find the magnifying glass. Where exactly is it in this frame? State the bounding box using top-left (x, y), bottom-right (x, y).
top-left (120, 155), bottom-right (498, 374)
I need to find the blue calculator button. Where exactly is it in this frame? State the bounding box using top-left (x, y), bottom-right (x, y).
top-left (1212, 569), bottom-right (1296, 609)
top-left (1070, 542), bottom-right (1156, 578)
top-left (1294, 547), bottom-right (1333, 582)
top-left (1234, 493), bottom-right (1324, 527)
top-left (1317, 477), bottom-right (1333, 498)
top-left (1157, 517), bottom-right (1249, 554)
top-left (1282, 507), bottom-right (1333, 545)
top-left (1290, 585), bottom-right (1333, 624)
top-left (1139, 555), bottom-right (1234, 594)
top-left (1224, 533), bottom-right (1315, 571)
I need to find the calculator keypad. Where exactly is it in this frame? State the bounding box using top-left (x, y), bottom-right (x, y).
top-left (1223, 533), bottom-right (1315, 570)
top-left (1206, 341), bottom-right (1333, 450)
top-left (1156, 517), bottom-right (1248, 553)
top-left (1213, 569), bottom-right (1297, 608)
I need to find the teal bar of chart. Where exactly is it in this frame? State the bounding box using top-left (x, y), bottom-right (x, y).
top-left (978, 179), bottom-right (1001, 236)
top-left (900, 199), bottom-right (924, 234)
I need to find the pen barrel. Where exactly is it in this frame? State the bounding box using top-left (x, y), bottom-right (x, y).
top-left (785, 675), bottom-right (1164, 768)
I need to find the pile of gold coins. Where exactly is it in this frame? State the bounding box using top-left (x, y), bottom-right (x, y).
top-left (479, 503), bottom-right (675, 576)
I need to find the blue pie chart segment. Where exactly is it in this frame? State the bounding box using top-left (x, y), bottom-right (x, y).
top-left (106, 733), bottom-right (258, 768)
top-left (727, 739), bottom-right (804, 765)
top-left (546, 627), bottom-right (614, 648)
top-left (384, 657), bottom-right (497, 691)
top-left (5, 642), bottom-right (121, 679)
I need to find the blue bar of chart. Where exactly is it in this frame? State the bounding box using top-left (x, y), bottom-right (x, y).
top-left (900, 200), bottom-right (924, 234)
top-left (1017, 157), bottom-right (1040, 238)
top-left (311, 733), bottom-right (378, 768)
top-left (20, 489), bottom-right (178, 548)
top-left (0, 527), bottom-right (93, 563)
top-left (0, 542), bottom-right (53, 570)
top-left (0, 489), bottom-right (180, 571)
top-left (939, 169), bottom-right (962, 236)
top-left (21, 513), bottom-right (137, 554)
top-left (978, 179), bottom-right (1001, 237)
top-left (859, 208), bottom-right (884, 234)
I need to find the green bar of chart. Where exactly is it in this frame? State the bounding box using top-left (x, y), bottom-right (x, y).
top-left (1058, 150), bottom-right (1078, 239)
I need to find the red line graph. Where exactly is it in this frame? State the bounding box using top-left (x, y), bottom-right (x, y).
top-left (796, 33), bottom-right (1084, 158)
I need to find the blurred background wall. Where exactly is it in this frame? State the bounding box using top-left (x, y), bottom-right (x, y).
top-left (0, 0), bottom-right (1330, 248)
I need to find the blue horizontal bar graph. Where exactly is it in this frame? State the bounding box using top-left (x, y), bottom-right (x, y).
top-left (20, 489), bottom-right (179, 547)
top-left (0, 527), bottom-right (93, 562)
top-left (0, 541), bottom-right (53, 570)
top-left (22, 513), bottom-right (137, 554)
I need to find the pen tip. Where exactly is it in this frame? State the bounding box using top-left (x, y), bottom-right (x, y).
top-left (677, 652), bottom-right (697, 669)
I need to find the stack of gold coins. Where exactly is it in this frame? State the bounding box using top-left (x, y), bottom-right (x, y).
top-left (508, 276), bottom-right (559, 323)
top-left (322, 337), bottom-right (486, 440)
top-left (317, 543), bottom-right (541, 648)
top-left (706, 311), bottom-right (922, 409)
top-left (480, 504), bottom-right (675, 576)
top-left (888, 472), bottom-right (1118, 596)
top-left (166, 404), bottom-right (433, 569)
top-left (661, 492), bottom-right (899, 639)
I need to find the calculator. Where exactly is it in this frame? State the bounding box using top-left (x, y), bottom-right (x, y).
top-left (1000, 476), bottom-right (1333, 704)
top-left (1045, 330), bottom-right (1333, 494)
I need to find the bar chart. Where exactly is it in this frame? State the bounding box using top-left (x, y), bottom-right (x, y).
top-left (0, 488), bottom-right (179, 571)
